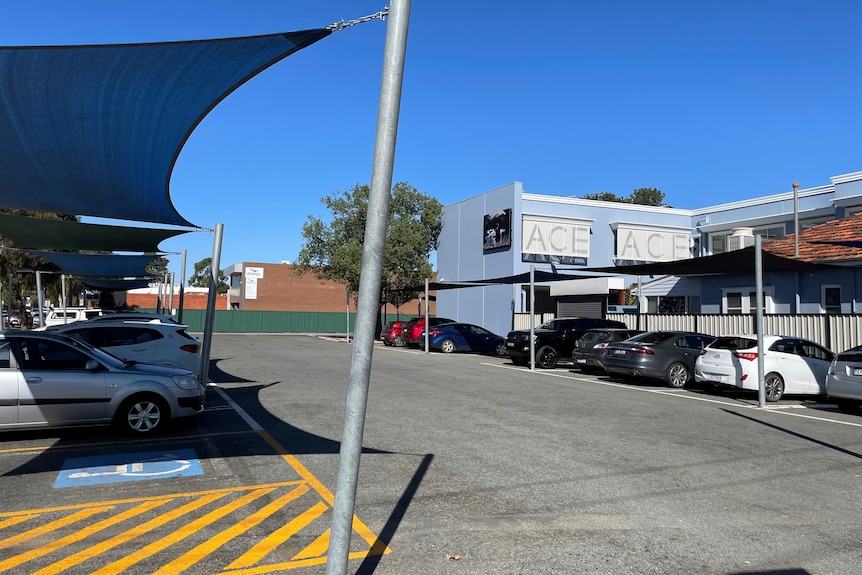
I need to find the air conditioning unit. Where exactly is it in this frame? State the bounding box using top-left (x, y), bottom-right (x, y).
top-left (727, 228), bottom-right (756, 251)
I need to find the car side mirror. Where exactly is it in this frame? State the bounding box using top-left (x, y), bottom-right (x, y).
top-left (85, 359), bottom-right (100, 371)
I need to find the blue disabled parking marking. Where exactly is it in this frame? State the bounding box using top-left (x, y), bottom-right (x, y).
top-left (54, 448), bottom-right (203, 488)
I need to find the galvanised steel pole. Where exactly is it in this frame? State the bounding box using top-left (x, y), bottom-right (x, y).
top-left (199, 223), bottom-right (223, 385)
top-left (424, 277), bottom-right (429, 353)
top-left (326, 1), bottom-right (411, 573)
top-left (755, 234), bottom-right (766, 407)
top-left (178, 249), bottom-right (186, 323)
top-left (529, 265), bottom-right (535, 370)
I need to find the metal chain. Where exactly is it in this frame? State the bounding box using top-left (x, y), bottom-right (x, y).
top-left (326, 7), bottom-right (388, 32)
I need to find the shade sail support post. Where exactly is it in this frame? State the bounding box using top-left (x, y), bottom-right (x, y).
top-left (529, 265), bottom-right (535, 371)
top-left (198, 223), bottom-right (223, 385)
top-left (755, 236), bottom-right (766, 408)
top-left (326, 1), bottom-right (411, 573)
top-left (178, 249), bottom-right (187, 323)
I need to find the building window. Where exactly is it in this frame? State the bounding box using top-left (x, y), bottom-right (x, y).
top-left (726, 292), bottom-right (743, 314)
top-left (723, 286), bottom-right (773, 314)
top-left (823, 285), bottom-right (841, 314)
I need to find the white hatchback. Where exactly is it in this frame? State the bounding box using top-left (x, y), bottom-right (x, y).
top-left (49, 320), bottom-right (202, 374)
top-left (694, 335), bottom-right (834, 401)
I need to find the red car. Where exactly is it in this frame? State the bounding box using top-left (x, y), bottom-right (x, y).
top-left (381, 319), bottom-right (414, 347)
top-left (403, 317), bottom-right (456, 347)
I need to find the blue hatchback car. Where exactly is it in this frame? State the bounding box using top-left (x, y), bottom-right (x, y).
top-left (420, 322), bottom-right (507, 356)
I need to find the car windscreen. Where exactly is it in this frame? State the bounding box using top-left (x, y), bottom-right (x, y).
top-left (579, 331), bottom-right (610, 343)
top-left (627, 332), bottom-right (674, 345)
top-left (709, 336), bottom-right (757, 350)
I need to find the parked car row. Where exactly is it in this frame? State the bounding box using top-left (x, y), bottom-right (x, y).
top-left (539, 321), bottom-right (862, 408)
top-left (385, 315), bottom-right (862, 411)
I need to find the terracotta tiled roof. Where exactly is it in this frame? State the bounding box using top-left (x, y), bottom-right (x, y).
top-left (765, 212), bottom-right (862, 263)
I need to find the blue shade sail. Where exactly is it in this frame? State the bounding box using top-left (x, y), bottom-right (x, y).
top-left (0, 213), bottom-right (187, 252)
top-left (0, 29), bottom-right (330, 227)
top-left (25, 250), bottom-right (160, 278)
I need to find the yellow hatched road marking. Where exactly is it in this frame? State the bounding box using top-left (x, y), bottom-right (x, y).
top-left (0, 500), bottom-right (168, 573)
top-left (290, 527), bottom-right (331, 561)
top-left (0, 515), bottom-right (36, 530)
top-left (29, 492), bottom-right (231, 575)
top-left (89, 487), bottom-right (276, 575)
top-left (256, 429), bottom-right (390, 555)
top-left (227, 500), bottom-right (329, 569)
top-left (0, 505), bottom-right (113, 553)
top-left (220, 550), bottom-right (374, 575)
top-left (153, 484), bottom-right (312, 575)
top-left (0, 481), bottom-right (305, 519)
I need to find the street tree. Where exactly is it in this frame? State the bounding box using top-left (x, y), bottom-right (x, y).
top-left (189, 257), bottom-right (229, 294)
top-left (294, 182), bottom-right (442, 316)
top-left (581, 187), bottom-right (666, 206)
top-left (146, 256), bottom-right (170, 280)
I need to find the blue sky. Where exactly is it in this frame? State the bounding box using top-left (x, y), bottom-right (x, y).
top-left (2, 1), bottom-right (860, 280)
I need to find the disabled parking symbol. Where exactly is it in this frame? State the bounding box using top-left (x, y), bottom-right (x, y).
top-left (54, 449), bottom-right (203, 488)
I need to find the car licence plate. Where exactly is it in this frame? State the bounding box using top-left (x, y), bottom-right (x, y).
top-left (506, 342), bottom-right (514, 348)
top-left (613, 349), bottom-right (626, 355)
top-left (853, 367), bottom-right (862, 376)
top-left (577, 358), bottom-right (586, 363)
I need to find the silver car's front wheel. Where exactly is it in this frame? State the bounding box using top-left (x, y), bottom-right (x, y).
top-left (118, 395), bottom-right (168, 434)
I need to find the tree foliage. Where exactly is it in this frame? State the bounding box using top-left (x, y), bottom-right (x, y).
top-left (294, 182), bottom-right (442, 309)
top-left (189, 257), bottom-right (229, 294)
top-left (581, 187), bottom-right (666, 206)
top-left (146, 256), bottom-right (170, 279)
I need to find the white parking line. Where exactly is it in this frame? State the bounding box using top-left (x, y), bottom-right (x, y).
top-left (484, 362), bottom-right (862, 428)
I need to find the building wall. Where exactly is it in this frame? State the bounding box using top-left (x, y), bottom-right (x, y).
top-left (438, 171), bottom-right (862, 336)
top-left (228, 262), bottom-right (434, 316)
top-left (124, 288), bottom-right (228, 311)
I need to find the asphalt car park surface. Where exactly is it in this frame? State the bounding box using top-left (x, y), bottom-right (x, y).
top-left (1, 334), bottom-right (861, 574)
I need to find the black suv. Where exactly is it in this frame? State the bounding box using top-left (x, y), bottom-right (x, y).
top-left (505, 317), bottom-right (628, 369)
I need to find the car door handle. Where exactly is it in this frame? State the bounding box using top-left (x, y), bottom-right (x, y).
top-left (25, 377), bottom-right (42, 384)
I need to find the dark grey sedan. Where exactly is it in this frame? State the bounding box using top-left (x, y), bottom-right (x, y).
top-left (602, 330), bottom-right (716, 388)
top-left (572, 328), bottom-right (643, 373)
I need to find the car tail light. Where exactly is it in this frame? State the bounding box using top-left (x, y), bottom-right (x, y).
top-left (597, 343), bottom-right (609, 350)
top-left (630, 347), bottom-right (654, 355)
top-left (428, 329), bottom-right (444, 336)
top-left (180, 344), bottom-right (201, 353)
top-left (699, 349), bottom-right (708, 355)
top-left (733, 351), bottom-right (758, 361)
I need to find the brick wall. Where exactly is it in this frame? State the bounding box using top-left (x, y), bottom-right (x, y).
top-left (121, 263), bottom-right (434, 316)
top-left (124, 290), bottom-right (228, 310)
top-left (237, 263), bottom-right (435, 315)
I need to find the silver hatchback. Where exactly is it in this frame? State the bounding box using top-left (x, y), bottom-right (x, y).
top-left (0, 331), bottom-right (205, 434)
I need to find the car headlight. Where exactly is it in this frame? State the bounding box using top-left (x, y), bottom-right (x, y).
top-left (172, 374), bottom-right (201, 390)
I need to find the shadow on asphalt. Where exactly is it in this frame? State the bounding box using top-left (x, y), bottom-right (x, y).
top-left (722, 409), bottom-right (862, 460)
